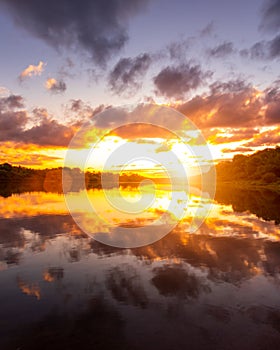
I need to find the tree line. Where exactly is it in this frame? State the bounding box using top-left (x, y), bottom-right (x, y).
top-left (0, 146), bottom-right (279, 197)
top-left (0, 163), bottom-right (148, 197)
top-left (216, 146), bottom-right (280, 184)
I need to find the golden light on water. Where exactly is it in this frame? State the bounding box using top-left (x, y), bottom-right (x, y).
top-left (1, 189), bottom-right (280, 242)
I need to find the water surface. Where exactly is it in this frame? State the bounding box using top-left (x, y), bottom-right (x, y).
top-left (0, 187), bottom-right (280, 349)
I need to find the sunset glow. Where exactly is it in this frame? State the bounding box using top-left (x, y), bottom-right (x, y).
top-left (0, 0), bottom-right (278, 170)
top-left (1, 1), bottom-right (280, 348)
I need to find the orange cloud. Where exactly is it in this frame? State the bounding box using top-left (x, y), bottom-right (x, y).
top-left (209, 128), bottom-right (259, 144)
top-left (177, 83), bottom-right (264, 129)
top-left (45, 77), bottom-right (66, 93)
top-left (17, 277), bottom-right (41, 300)
top-left (0, 142), bottom-right (65, 168)
top-left (19, 61), bottom-right (46, 81)
top-left (109, 123), bottom-right (176, 139)
top-left (244, 127), bottom-right (280, 147)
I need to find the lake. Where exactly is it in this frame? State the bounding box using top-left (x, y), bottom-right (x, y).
top-left (0, 186), bottom-right (280, 349)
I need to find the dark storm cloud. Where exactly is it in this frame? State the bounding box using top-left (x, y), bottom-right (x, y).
top-left (153, 63), bottom-right (212, 99)
top-left (207, 42), bottom-right (234, 58)
top-left (0, 94), bottom-right (74, 146)
top-left (260, 0), bottom-right (280, 32)
top-left (108, 53), bottom-right (151, 95)
top-left (0, 0), bottom-right (149, 65)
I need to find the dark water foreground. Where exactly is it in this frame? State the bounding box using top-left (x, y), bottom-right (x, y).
top-left (0, 188), bottom-right (280, 350)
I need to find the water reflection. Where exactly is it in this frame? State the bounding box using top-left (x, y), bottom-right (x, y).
top-left (151, 263), bottom-right (211, 299)
top-left (0, 188), bottom-right (280, 349)
top-left (215, 185), bottom-right (280, 224)
top-left (106, 265), bottom-right (149, 308)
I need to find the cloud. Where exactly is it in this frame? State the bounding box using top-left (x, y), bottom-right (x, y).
top-left (93, 104), bottom-right (184, 132)
top-left (69, 99), bottom-right (86, 113)
top-left (210, 128), bottom-right (259, 144)
top-left (1, 81), bottom-right (279, 151)
top-left (155, 142), bottom-right (172, 153)
top-left (133, 138), bottom-right (158, 144)
top-left (45, 78), bottom-right (67, 94)
top-left (108, 53), bottom-right (151, 96)
top-left (0, 94), bottom-right (27, 143)
top-left (0, 94), bottom-right (24, 109)
top-left (21, 119), bottom-right (74, 146)
top-left (240, 43), bottom-right (265, 59)
top-left (210, 79), bottom-right (250, 94)
top-left (200, 21), bottom-right (215, 37)
top-left (260, 0), bottom-right (280, 32)
top-left (1, 0), bottom-right (149, 65)
top-left (222, 147), bottom-right (253, 154)
top-left (153, 63), bottom-right (212, 99)
top-left (58, 58), bottom-right (75, 79)
top-left (244, 34), bottom-right (280, 60)
top-left (207, 42), bottom-right (234, 58)
top-left (0, 143), bottom-right (62, 167)
top-left (173, 78), bottom-right (280, 149)
top-left (244, 127), bottom-right (280, 147)
top-left (109, 123), bottom-right (174, 139)
top-left (268, 34), bottom-right (280, 58)
top-left (166, 39), bottom-right (191, 61)
top-left (0, 100), bottom-right (28, 141)
top-left (65, 100), bottom-right (109, 123)
top-left (18, 61), bottom-right (46, 81)
top-left (0, 86), bottom-right (10, 96)
top-left (264, 85), bottom-right (280, 124)
top-left (0, 94), bottom-right (75, 146)
top-left (176, 79), bottom-right (264, 129)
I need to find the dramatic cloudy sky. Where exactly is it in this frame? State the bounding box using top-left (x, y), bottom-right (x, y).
top-left (0, 0), bottom-right (279, 168)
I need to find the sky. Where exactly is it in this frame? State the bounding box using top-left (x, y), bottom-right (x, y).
top-left (0, 0), bottom-right (279, 170)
